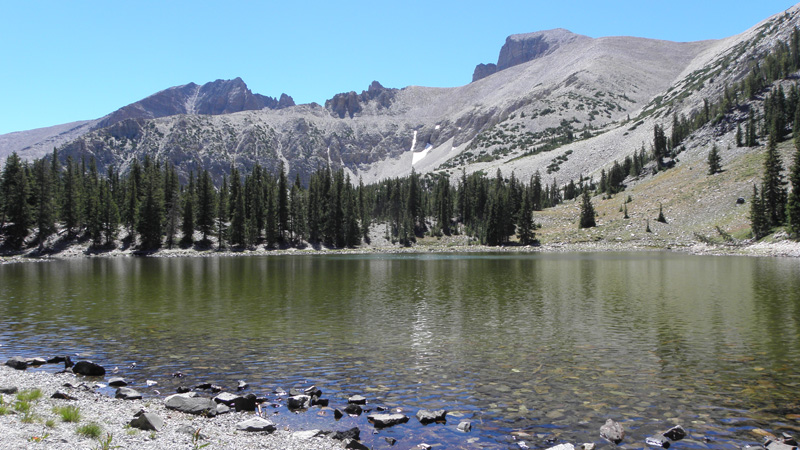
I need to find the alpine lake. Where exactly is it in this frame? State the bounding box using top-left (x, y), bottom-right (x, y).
top-left (2, 251), bottom-right (800, 449)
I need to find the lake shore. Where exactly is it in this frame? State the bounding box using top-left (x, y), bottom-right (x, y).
top-left (2, 232), bottom-right (800, 264)
top-left (0, 364), bottom-right (347, 450)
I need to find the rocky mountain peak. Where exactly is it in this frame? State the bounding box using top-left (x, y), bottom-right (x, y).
top-left (473, 28), bottom-right (591, 82)
top-left (94, 78), bottom-right (293, 129)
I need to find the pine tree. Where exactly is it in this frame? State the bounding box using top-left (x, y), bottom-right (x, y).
top-left (751, 184), bottom-right (769, 239)
top-left (787, 145), bottom-right (800, 237)
top-left (289, 174), bottom-right (306, 242)
top-left (762, 139), bottom-right (788, 227)
top-left (1, 153), bottom-right (29, 248)
top-left (216, 175), bottom-right (229, 249)
top-left (163, 164), bottom-right (180, 249)
top-left (50, 148), bottom-right (62, 221)
top-left (196, 170), bottom-right (216, 244)
top-left (99, 179), bottom-right (120, 246)
top-left (517, 191), bottom-right (536, 245)
top-left (84, 158), bottom-right (102, 245)
top-left (623, 203), bottom-right (629, 219)
top-left (277, 162), bottom-right (289, 240)
top-left (578, 190), bottom-right (596, 228)
top-left (657, 204), bottom-right (667, 223)
top-left (181, 172), bottom-right (196, 247)
top-left (33, 158), bottom-right (56, 249)
top-left (707, 144), bottom-right (722, 175)
top-left (736, 123), bottom-right (743, 147)
top-left (746, 111), bottom-right (758, 147)
top-left (230, 173), bottom-right (247, 248)
top-left (62, 156), bottom-right (82, 237)
top-left (136, 161), bottom-right (164, 250)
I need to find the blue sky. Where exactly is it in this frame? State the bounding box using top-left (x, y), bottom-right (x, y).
top-left (1, 0), bottom-right (797, 134)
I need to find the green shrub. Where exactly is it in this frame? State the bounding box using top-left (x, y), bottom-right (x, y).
top-left (54, 405), bottom-right (81, 423)
top-left (77, 422), bottom-right (103, 439)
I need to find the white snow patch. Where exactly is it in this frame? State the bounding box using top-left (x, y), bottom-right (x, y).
top-left (409, 130), bottom-right (418, 152)
top-left (412, 144), bottom-right (432, 165)
top-left (434, 125), bottom-right (440, 130)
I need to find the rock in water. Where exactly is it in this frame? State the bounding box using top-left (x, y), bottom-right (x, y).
top-left (72, 361), bottom-right (106, 376)
top-left (287, 395), bottom-right (311, 409)
top-left (108, 377), bottom-right (127, 387)
top-left (5, 356), bottom-right (28, 370)
top-left (237, 380), bottom-right (249, 391)
top-left (368, 413), bottom-right (409, 428)
top-left (115, 387), bottom-right (143, 400)
top-left (600, 418), bottom-right (625, 444)
top-left (330, 427), bottom-right (361, 441)
top-left (662, 425), bottom-right (686, 441)
top-left (457, 421), bottom-right (472, 432)
top-left (236, 417), bottom-right (276, 432)
top-left (129, 412), bottom-right (164, 431)
top-left (164, 393), bottom-right (217, 416)
top-left (233, 393), bottom-right (257, 412)
top-left (348, 394), bottom-right (367, 404)
top-left (343, 439), bottom-right (370, 450)
top-left (645, 436), bottom-right (671, 448)
top-left (416, 409), bottom-right (448, 424)
top-left (343, 403), bottom-right (362, 415)
top-left (545, 444), bottom-right (574, 450)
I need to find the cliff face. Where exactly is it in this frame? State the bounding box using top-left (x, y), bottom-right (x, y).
top-left (472, 29), bottom-right (591, 81)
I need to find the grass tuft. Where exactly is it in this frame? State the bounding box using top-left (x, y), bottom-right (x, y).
top-left (54, 405), bottom-right (81, 423)
top-left (77, 422), bottom-right (103, 439)
top-left (17, 389), bottom-right (42, 402)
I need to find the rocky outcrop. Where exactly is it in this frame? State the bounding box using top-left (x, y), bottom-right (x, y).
top-left (472, 63), bottom-right (497, 82)
top-left (325, 81), bottom-right (397, 118)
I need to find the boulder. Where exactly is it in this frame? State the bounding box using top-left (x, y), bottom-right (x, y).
top-left (293, 429), bottom-right (323, 440)
top-left (368, 413), bottom-right (409, 428)
top-left (416, 409), bottom-right (447, 424)
top-left (213, 392), bottom-right (241, 405)
top-left (216, 404), bottom-right (231, 415)
top-left (343, 439), bottom-right (370, 450)
top-left (51, 390), bottom-right (78, 400)
top-left (165, 393), bottom-right (217, 417)
top-left (108, 377), bottom-right (128, 387)
top-left (662, 425), bottom-right (686, 441)
top-left (233, 393), bottom-right (258, 412)
top-left (457, 421), bottom-right (472, 432)
top-left (115, 387), bottom-right (143, 400)
top-left (600, 418), bottom-right (625, 444)
top-left (330, 427), bottom-right (361, 441)
top-left (287, 395), bottom-right (311, 409)
top-left (344, 403), bottom-right (362, 415)
top-left (72, 361), bottom-right (106, 376)
top-left (129, 412), bottom-right (164, 431)
top-left (236, 417), bottom-right (276, 432)
top-left (348, 395), bottom-right (367, 404)
top-left (5, 356), bottom-right (28, 370)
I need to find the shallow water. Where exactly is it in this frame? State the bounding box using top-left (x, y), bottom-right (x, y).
top-left (2, 252), bottom-right (800, 449)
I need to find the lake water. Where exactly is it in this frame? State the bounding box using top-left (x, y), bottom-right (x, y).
top-left (2, 252), bottom-right (800, 449)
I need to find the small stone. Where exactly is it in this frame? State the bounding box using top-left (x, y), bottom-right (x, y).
top-left (72, 361), bottom-right (106, 376)
top-left (26, 357), bottom-right (47, 366)
top-left (348, 395), bottom-right (367, 404)
top-left (662, 425), bottom-right (686, 441)
top-left (216, 403), bottom-right (231, 415)
top-left (385, 437), bottom-right (397, 445)
top-left (176, 425), bottom-right (207, 439)
top-left (0, 387), bottom-right (18, 394)
top-left (129, 412), bottom-right (164, 431)
top-left (213, 392), bottom-right (240, 405)
top-left (331, 427), bottom-right (361, 441)
top-left (578, 444), bottom-right (595, 450)
top-left (287, 395), bottom-right (311, 409)
top-left (237, 380), bottom-right (249, 391)
top-left (115, 387), bottom-right (143, 400)
top-left (457, 421), bottom-right (472, 432)
top-left (5, 356), bottom-right (28, 370)
top-left (344, 403), bottom-right (362, 415)
top-left (334, 409), bottom-right (344, 419)
top-left (312, 397), bottom-right (329, 407)
top-left (108, 377), bottom-right (127, 387)
top-left (600, 418), bottom-right (625, 444)
top-left (416, 409), bottom-right (447, 424)
top-left (165, 393), bottom-right (217, 417)
top-left (417, 444), bottom-right (432, 450)
top-left (51, 390), bottom-right (78, 400)
top-left (645, 436), bottom-right (671, 448)
top-left (368, 413), bottom-right (409, 428)
top-left (176, 386), bottom-right (191, 393)
top-left (146, 380), bottom-right (157, 386)
top-left (304, 385), bottom-right (322, 397)
top-left (236, 417), bottom-right (276, 432)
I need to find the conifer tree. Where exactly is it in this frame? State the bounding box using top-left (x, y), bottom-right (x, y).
top-left (33, 158), bottom-right (56, 249)
top-left (762, 139), bottom-right (788, 227)
top-left (657, 204), bottom-right (667, 224)
top-left (163, 164), bottom-right (180, 249)
top-left (578, 190), bottom-right (596, 228)
top-left (84, 158), bottom-right (102, 245)
top-left (290, 174), bottom-right (306, 242)
top-left (136, 161), bottom-right (164, 249)
top-left (99, 179), bottom-right (119, 246)
top-left (357, 177), bottom-right (369, 241)
top-left (707, 144), bottom-right (722, 175)
top-left (62, 156), bottom-right (82, 237)
top-left (736, 123), bottom-right (743, 147)
top-left (787, 144), bottom-right (800, 237)
top-left (196, 169), bottom-right (216, 243)
top-left (1, 153), bottom-right (29, 248)
top-left (230, 172), bottom-right (247, 248)
top-left (216, 175), bottom-right (229, 249)
top-left (751, 184), bottom-right (769, 239)
top-left (517, 191), bottom-right (536, 245)
top-left (50, 148), bottom-right (62, 221)
top-left (277, 162), bottom-right (289, 240)
top-left (746, 111), bottom-right (758, 147)
top-left (181, 172), bottom-right (196, 247)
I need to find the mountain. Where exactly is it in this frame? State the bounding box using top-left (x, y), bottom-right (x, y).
top-left (2, 3), bottom-right (799, 191)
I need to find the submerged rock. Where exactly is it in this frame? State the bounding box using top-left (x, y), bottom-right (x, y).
top-left (368, 413), bottom-right (409, 428)
top-left (72, 361), bottom-right (106, 376)
top-left (236, 417), bottom-right (276, 432)
top-left (129, 412), bottom-right (164, 431)
top-left (600, 418), bottom-right (625, 444)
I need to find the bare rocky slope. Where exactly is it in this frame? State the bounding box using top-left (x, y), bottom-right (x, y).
top-left (2, 4), bottom-right (799, 194)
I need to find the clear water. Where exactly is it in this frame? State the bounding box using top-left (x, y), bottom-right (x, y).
top-left (2, 252), bottom-right (800, 449)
